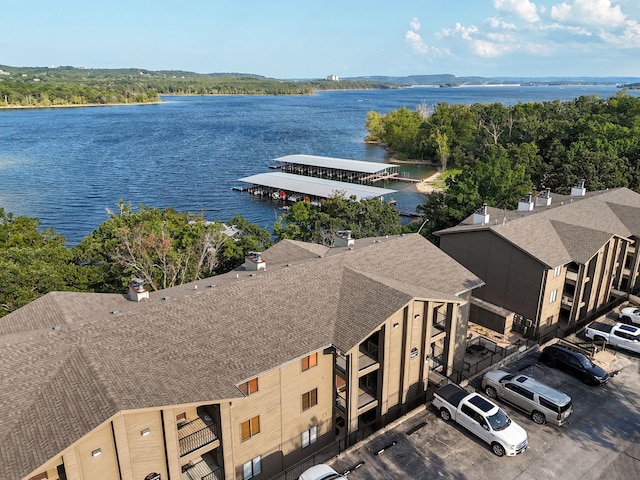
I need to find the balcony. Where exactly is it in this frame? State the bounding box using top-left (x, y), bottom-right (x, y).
top-left (357, 388), bottom-right (378, 413)
top-left (561, 295), bottom-right (574, 308)
top-left (431, 321), bottom-right (446, 339)
top-left (358, 351), bottom-right (378, 373)
top-left (178, 415), bottom-right (219, 457)
top-left (181, 453), bottom-right (223, 480)
top-left (565, 270), bottom-right (578, 283)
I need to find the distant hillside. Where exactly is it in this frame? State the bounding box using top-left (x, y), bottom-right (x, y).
top-left (344, 74), bottom-right (640, 86)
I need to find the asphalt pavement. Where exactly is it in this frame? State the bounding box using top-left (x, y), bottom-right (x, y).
top-left (327, 348), bottom-right (640, 480)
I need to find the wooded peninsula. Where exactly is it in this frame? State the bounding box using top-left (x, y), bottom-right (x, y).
top-left (0, 65), bottom-right (395, 107)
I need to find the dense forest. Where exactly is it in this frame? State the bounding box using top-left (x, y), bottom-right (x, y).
top-left (0, 65), bottom-right (395, 107)
top-left (366, 91), bottom-right (640, 241)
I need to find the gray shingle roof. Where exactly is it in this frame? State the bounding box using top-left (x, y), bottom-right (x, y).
top-left (438, 188), bottom-right (640, 267)
top-left (0, 234), bottom-right (483, 480)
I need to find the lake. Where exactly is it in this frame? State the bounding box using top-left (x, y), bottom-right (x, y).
top-left (0, 84), bottom-right (636, 244)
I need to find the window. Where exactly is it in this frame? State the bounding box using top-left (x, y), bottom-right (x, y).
top-left (302, 426), bottom-right (318, 448)
top-left (241, 416), bottom-right (260, 441)
top-left (549, 289), bottom-right (557, 303)
top-left (301, 353), bottom-right (317, 371)
top-left (239, 378), bottom-right (259, 396)
top-left (243, 456), bottom-right (261, 480)
top-left (554, 265), bottom-right (562, 277)
top-left (302, 388), bottom-right (318, 411)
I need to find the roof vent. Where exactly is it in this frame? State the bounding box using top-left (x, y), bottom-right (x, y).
top-left (472, 204), bottom-right (490, 225)
top-left (517, 193), bottom-right (534, 212)
top-left (245, 251), bottom-right (266, 271)
top-left (128, 278), bottom-right (150, 302)
top-left (334, 230), bottom-right (355, 247)
top-left (535, 188), bottom-right (552, 207)
top-left (570, 179), bottom-right (586, 197)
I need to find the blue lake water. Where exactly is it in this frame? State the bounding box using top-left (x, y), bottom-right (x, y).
top-left (0, 85), bottom-right (637, 244)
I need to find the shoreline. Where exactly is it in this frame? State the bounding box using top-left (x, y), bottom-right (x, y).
top-left (415, 171), bottom-right (444, 194)
top-left (0, 100), bottom-right (163, 110)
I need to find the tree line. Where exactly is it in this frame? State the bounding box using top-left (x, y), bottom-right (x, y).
top-left (0, 195), bottom-right (405, 317)
top-left (366, 91), bottom-right (640, 241)
top-left (0, 65), bottom-right (397, 107)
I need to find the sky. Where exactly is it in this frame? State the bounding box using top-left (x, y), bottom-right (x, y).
top-left (2, 0), bottom-right (639, 79)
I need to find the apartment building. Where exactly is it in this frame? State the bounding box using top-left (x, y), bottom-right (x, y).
top-left (0, 233), bottom-right (483, 480)
top-left (437, 186), bottom-right (640, 340)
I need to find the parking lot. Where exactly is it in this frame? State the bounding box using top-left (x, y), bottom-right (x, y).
top-left (328, 347), bottom-right (640, 480)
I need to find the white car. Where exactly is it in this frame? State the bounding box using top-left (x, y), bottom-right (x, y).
top-left (298, 464), bottom-right (347, 480)
top-left (619, 306), bottom-right (640, 325)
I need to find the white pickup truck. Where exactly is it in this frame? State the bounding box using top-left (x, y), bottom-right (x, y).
top-left (432, 383), bottom-right (528, 457)
top-left (585, 321), bottom-right (640, 354)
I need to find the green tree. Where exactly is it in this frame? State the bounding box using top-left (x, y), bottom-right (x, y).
top-left (364, 110), bottom-right (385, 142)
top-left (0, 209), bottom-right (95, 317)
top-left (217, 215), bottom-right (273, 273)
top-left (416, 146), bottom-right (533, 244)
top-left (274, 193), bottom-right (402, 245)
top-left (74, 201), bottom-right (231, 291)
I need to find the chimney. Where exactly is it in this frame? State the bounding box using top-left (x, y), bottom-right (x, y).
top-left (472, 204), bottom-right (490, 225)
top-left (570, 179), bottom-right (586, 197)
top-left (535, 188), bottom-right (552, 207)
top-left (334, 230), bottom-right (355, 247)
top-left (517, 193), bottom-right (534, 212)
top-left (128, 278), bottom-right (149, 302)
top-left (244, 251), bottom-right (266, 271)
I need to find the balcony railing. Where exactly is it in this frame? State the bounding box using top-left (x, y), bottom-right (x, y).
top-left (358, 351), bottom-right (378, 372)
top-left (357, 388), bottom-right (377, 410)
top-left (178, 418), bottom-right (219, 457)
top-left (182, 458), bottom-right (223, 480)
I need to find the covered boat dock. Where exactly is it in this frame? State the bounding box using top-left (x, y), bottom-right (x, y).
top-left (237, 172), bottom-right (397, 204)
top-left (273, 154), bottom-right (402, 184)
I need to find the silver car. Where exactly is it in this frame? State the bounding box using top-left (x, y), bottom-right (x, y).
top-left (481, 370), bottom-right (573, 426)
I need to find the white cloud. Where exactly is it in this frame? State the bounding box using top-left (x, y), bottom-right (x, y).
top-left (441, 23), bottom-right (480, 41)
top-left (487, 16), bottom-right (517, 30)
top-left (405, 17), bottom-right (450, 57)
top-left (470, 38), bottom-right (514, 57)
top-left (600, 19), bottom-right (640, 47)
top-left (494, 0), bottom-right (540, 22)
top-left (551, 0), bottom-right (626, 28)
top-left (405, 30), bottom-right (429, 54)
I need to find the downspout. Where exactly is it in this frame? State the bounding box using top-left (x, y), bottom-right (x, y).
top-left (534, 268), bottom-right (548, 339)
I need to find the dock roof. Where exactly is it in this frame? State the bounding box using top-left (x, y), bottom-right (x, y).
top-left (239, 172), bottom-right (397, 200)
top-left (274, 154), bottom-right (395, 174)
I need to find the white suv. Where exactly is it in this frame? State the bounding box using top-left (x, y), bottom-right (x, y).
top-left (298, 465), bottom-right (346, 480)
top-left (619, 306), bottom-right (640, 325)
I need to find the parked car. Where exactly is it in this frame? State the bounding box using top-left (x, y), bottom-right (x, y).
top-left (432, 383), bottom-right (528, 457)
top-left (619, 306), bottom-right (640, 325)
top-left (298, 464), bottom-right (346, 480)
top-left (585, 321), bottom-right (640, 354)
top-left (539, 344), bottom-right (609, 386)
top-left (481, 370), bottom-right (573, 425)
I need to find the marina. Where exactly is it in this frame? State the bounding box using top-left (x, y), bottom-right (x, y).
top-left (237, 154), bottom-right (417, 209)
